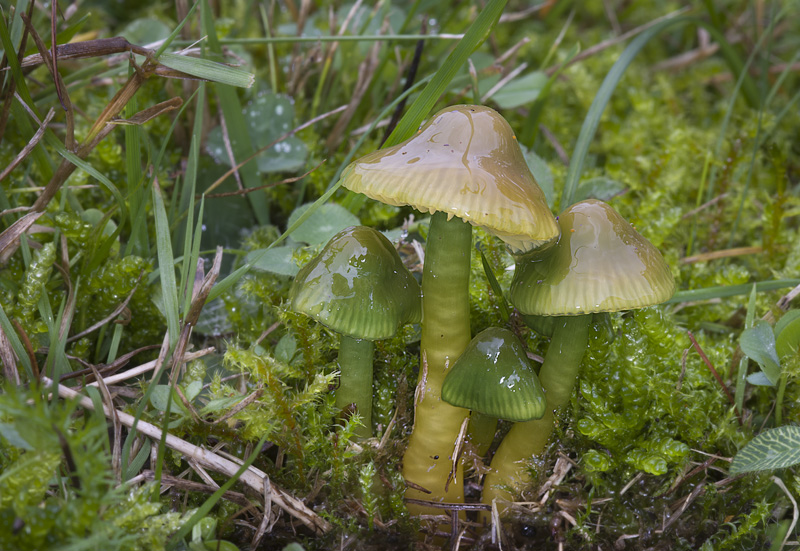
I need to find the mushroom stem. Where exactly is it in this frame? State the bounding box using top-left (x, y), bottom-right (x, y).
top-left (335, 336), bottom-right (375, 439)
top-left (481, 315), bottom-right (590, 512)
top-left (468, 412), bottom-right (499, 457)
top-left (538, 315), bottom-right (591, 408)
top-left (403, 211), bottom-right (472, 512)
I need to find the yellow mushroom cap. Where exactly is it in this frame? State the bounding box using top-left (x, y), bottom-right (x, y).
top-left (340, 105), bottom-right (559, 254)
top-left (510, 199), bottom-right (675, 315)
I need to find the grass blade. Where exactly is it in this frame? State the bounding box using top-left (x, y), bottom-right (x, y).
top-left (667, 279), bottom-right (800, 304)
top-left (157, 52), bottom-right (254, 88)
top-left (151, 181), bottom-right (180, 349)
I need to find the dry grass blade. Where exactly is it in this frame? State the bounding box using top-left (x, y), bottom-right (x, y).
top-left (41, 378), bottom-right (333, 534)
top-left (86, 347), bottom-right (215, 388)
top-left (0, 323), bottom-right (20, 384)
top-left (88, 363), bottom-right (123, 483)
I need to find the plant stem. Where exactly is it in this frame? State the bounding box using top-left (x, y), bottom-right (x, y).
top-left (481, 315), bottom-right (590, 513)
top-left (336, 336), bottom-right (375, 439)
top-left (403, 212), bottom-right (472, 513)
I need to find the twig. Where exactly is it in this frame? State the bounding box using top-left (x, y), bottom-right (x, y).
top-left (42, 377), bottom-right (332, 534)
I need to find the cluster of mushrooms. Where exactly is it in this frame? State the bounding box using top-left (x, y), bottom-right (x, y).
top-left (289, 106), bottom-right (675, 523)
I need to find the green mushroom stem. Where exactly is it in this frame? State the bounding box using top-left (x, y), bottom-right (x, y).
top-left (335, 336), bottom-right (375, 439)
top-left (402, 212), bottom-right (472, 512)
top-left (537, 316), bottom-right (591, 408)
top-left (480, 315), bottom-right (590, 511)
top-left (467, 412), bottom-right (499, 457)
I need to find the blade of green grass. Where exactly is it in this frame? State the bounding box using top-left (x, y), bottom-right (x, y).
top-left (152, 181), bottom-right (180, 349)
top-left (382, 0), bottom-right (508, 147)
top-left (177, 85), bottom-right (205, 312)
top-left (667, 279), bottom-right (800, 304)
top-left (157, 52), bottom-right (255, 88)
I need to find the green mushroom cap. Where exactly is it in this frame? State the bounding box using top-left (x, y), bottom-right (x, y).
top-left (339, 105), bottom-right (559, 254)
top-left (442, 327), bottom-right (546, 422)
top-left (511, 199), bottom-right (675, 316)
top-left (290, 225), bottom-right (421, 340)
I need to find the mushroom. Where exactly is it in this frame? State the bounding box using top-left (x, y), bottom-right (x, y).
top-left (442, 327), bottom-right (546, 457)
top-left (290, 225), bottom-right (421, 438)
top-left (340, 105), bottom-right (559, 509)
top-left (482, 199), bottom-right (675, 510)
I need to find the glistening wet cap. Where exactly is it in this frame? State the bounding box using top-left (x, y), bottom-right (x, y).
top-left (340, 105), bottom-right (559, 254)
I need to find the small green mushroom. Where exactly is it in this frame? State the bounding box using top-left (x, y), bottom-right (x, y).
top-left (442, 327), bottom-right (545, 456)
top-left (483, 199), bottom-right (675, 510)
top-left (290, 225), bottom-right (421, 438)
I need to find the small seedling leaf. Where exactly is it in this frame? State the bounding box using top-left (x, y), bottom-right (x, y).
top-left (746, 371), bottom-right (774, 387)
top-left (775, 310), bottom-right (800, 360)
top-left (185, 381), bottom-right (203, 402)
top-left (730, 425), bottom-right (800, 474)
top-left (287, 203), bottom-right (359, 246)
top-left (740, 320), bottom-right (781, 385)
top-left (491, 70), bottom-right (548, 109)
top-left (275, 334), bottom-right (297, 364)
